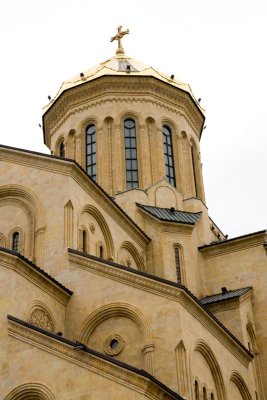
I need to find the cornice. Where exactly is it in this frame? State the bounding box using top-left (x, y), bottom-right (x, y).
top-left (0, 146), bottom-right (150, 248)
top-left (0, 249), bottom-right (71, 305)
top-left (43, 76), bottom-right (204, 144)
top-left (68, 249), bottom-right (252, 367)
top-left (7, 317), bottom-right (183, 400)
top-left (199, 231), bottom-right (266, 259)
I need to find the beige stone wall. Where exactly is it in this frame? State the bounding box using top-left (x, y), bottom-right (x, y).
top-left (66, 253), bottom-right (255, 398)
top-left (200, 236), bottom-right (267, 398)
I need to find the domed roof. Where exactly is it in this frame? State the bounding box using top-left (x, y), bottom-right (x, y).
top-left (43, 54), bottom-right (203, 113)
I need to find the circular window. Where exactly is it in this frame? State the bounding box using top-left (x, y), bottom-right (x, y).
top-left (104, 334), bottom-right (125, 356)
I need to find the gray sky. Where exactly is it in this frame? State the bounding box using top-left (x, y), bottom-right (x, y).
top-left (0, 0), bottom-right (266, 238)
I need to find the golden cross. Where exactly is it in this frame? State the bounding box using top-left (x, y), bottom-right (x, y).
top-left (110, 26), bottom-right (129, 55)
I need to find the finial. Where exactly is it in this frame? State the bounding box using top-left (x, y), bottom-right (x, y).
top-left (110, 25), bottom-right (129, 55)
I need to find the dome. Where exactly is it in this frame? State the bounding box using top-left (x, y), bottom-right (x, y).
top-left (43, 54), bottom-right (203, 113)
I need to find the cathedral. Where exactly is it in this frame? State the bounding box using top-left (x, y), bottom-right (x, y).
top-left (0, 27), bottom-right (266, 399)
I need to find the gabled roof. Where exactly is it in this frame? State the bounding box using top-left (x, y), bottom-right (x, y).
top-left (201, 287), bottom-right (252, 306)
top-left (137, 203), bottom-right (202, 225)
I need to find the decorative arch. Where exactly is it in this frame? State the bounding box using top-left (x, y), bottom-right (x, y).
top-left (79, 302), bottom-right (154, 374)
top-left (54, 134), bottom-right (65, 157)
top-left (230, 371), bottom-right (252, 400)
top-left (194, 340), bottom-right (226, 400)
top-left (246, 321), bottom-right (264, 399)
top-left (80, 204), bottom-right (114, 260)
top-left (26, 300), bottom-right (56, 333)
top-left (0, 185), bottom-right (45, 265)
top-left (175, 340), bottom-right (189, 398)
top-left (119, 241), bottom-right (145, 271)
top-left (4, 382), bottom-right (56, 400)
top-left (0, 232), bottom-right (6, 247)
top-left (79, 302), bottom-right (152, 343)
top-left (66, 129), bottom-right (76, 159)
top-left (173, 243), bottom-right (186, 285)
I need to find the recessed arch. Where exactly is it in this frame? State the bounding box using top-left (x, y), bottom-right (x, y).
top-left (119, 241), bottom-right (145, 271)
top-left (0, 185), bottom-right (45, 265)
top-left (80, 204), bottom-right (114, 260)
top-left (194, 340), bottom-right (226, 400)
top-left (78, 302), bottom-right (152, 344)
top-left (230, 371), bottom-right (252, 400)
top-left (4, 382), bottom-right (56, 400)
top-left (26, 300), bottom-right (56, 333)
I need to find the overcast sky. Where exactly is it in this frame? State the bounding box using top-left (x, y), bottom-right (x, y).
top-left (0, 0), bottom-right (266, 238)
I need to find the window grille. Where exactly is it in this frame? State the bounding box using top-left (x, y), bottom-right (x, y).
top-left (162, 126), bottom-right (176, 187)
top-left (124, 119), bottom-right (139, 189)
top-left (86, 124), bottom-right (96, 180)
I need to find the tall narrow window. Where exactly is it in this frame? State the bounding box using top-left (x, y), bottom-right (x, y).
top-left (174, 247), bottom-right (181, 284)
top-left (86, 124), bottom-right (96, 180)
top-left (12, 232), bottom-right (20, 252)
top-left (194, 381), bottom-right (199, 400)
top-left (124, 119), bottom-right (139, 189)
top-left (191, 146), bottom-right (198, 197)
top-left (203, 387), bottom-right (207, 400)
top-left (82, 230), bottom-right (87, 253)
top-left (211, 393), bottom-right (215, 400)
top-left (99, 245), bottom-right (104, 259)
top-left (59, 141), bottom-right (65, 157)
top-left (162, 126), bottom-right (176, 187)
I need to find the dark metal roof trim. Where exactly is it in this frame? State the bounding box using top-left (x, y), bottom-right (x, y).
top-left (0, 144), bottom-right (150, 242)
top-left (137, 203), bottom-right (202, 225)
top-left (201, 287), bottom-right (252, 306)
top-left (199, 230), bottom-right (266, 249)
top-left (0, 247), bottom-right (73, 295)
top-left (68, 249), bottom-right (252, 358)
top-left (7, 315), bottom-right (184, 400)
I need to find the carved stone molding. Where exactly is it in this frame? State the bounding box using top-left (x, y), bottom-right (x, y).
top-left (0, 249), bottom-right (71, 305)
top-left (7, 319), bottom-right (180, 400)
top-left (29, 308), bottom-right (54, 332)
top-left (69, 251), bottom-right (252, 367)
top-left (43, 76), bottom-right (204, 144)
top-left (104, 334), bottom-right (125, 356)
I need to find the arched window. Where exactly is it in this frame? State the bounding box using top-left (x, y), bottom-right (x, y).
top-left (194, 380), bottom-right (199, 400)
top-left (124, 119), bottom-right (139, 189)
top-left (174, 246), bottom-right (181, 284)
top-left (12, 232), bottom-right (20, 252)
top-left (59, 141), bottom-right (65, 157)
top-left (82, 230), bottom-right (87, 253)
top-left (203, 386), bottom-right (207, 400)
top-left (86, 124), bottom-right (96, 181)
top-left (191, 145), bottom-right (198, 197)
top-left (211, 393), bottom-right (215, 400)
top-left (162, 126), bottom-right (176, 187)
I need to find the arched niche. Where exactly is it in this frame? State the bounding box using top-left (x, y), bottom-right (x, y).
top-left (229, 371), bottom-right (252, 400)
top-left (191, 340), bottom-right (226, 400)
top-left (78, 302), bottom-right (154, 374)
top-left (4, 382), bottom-right (56, 400)
top-left (78, 204), bottom-right (114, 260)
top-left (118, 241), bottom-right (145, 271)
top-left (0, 185), bottom-right (45, 266)
top-left (66, 129), bottom-right (76, 159)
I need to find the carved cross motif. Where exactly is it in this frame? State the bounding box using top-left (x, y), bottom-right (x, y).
top-left (110, 26), bottom-right (129, 55)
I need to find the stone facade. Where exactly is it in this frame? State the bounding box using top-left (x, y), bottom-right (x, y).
top-left (0, 49), bottom-right (266, 400)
